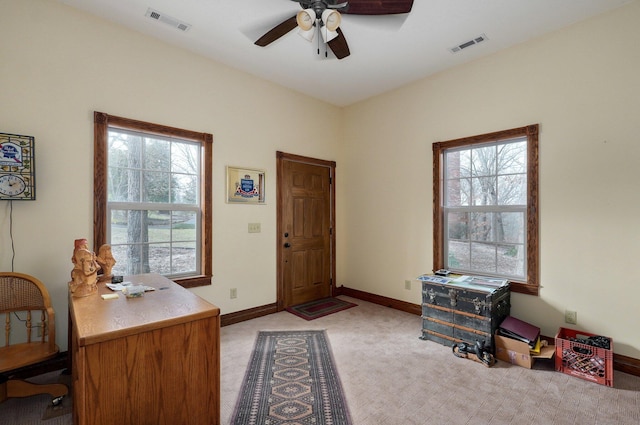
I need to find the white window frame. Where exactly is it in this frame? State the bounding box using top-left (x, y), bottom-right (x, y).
top-left (106, 129), bottom-right (203, 279)
top-left (442, 139), bottom-right (528, 281)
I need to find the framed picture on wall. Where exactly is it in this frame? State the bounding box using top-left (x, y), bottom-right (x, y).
top-left (0, 132), bottom-right (36, 201)
top-left (226, 166), bottom-right (265, 204)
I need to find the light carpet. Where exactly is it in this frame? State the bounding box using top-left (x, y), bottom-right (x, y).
top-left (2, 297), bottom-right (640, 424)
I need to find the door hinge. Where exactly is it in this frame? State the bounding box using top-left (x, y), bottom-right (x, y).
top-left (329, 177), bottom-right (332, 184)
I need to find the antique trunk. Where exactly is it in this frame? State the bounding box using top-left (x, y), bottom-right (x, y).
top-left (420, 277), bottom-right (510, 353)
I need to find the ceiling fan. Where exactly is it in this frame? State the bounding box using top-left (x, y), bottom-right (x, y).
top-left (255, 0), bottom-right (414, 59)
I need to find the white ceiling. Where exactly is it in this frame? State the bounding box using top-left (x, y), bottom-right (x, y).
top-left (57, 0), bottom-right (631, 106)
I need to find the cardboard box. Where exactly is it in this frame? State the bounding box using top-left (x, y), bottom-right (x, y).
top-left (495, 332), bottom-right (555, 368)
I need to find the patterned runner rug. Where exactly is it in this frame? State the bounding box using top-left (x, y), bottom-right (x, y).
top-left (231, 330), bottom-right (352, 425)
top-left (286, 297), bottom-right (357, 321)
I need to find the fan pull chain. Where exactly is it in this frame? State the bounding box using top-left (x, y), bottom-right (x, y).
top-left (319, 25), bottom-right (327, 58)
top-left (324, 27), bottom-right (328, 57)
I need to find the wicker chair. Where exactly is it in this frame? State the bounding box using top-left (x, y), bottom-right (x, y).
top-left (0, 272), bottom-right (68, 404)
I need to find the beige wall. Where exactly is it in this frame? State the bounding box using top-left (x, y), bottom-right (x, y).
top-left (0, 0), bottom-right (341, 350)
top-left (340, 1), bottom-right (640, 357)
top-left (2, 0), bottom-right (639, 359)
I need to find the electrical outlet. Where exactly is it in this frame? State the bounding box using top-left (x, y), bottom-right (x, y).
top-left (565, 310), bottom-right (577, 325)
top-left (405, 280), bottom-right (411, 290)
top-left (230, 288), bottom-right (238, 299)
top-left (248, 223), bottom-right (261, 233)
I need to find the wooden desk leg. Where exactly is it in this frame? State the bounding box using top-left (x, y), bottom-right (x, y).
top-left (0, 377), bottom-right (7, 403)
top-left (67, 309), bottom-right (73, 372)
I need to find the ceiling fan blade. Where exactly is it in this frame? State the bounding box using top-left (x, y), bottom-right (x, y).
top-left (328, 2), bottom-right (349, 9)
top-left (341, 0), bottom-right (414, 15)
top-left (255, 16), bottom-right (298, 46)
top-left (327, 28), bottom-right (350, 59)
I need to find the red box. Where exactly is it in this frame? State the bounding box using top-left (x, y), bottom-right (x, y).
top-left (555, 327), bottom-right (613, 387)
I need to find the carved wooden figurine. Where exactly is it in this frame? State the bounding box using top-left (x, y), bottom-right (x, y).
top-left (96, 243), bottom-right (116, 281)
top-left (69, 238), bottom-right (100, 297)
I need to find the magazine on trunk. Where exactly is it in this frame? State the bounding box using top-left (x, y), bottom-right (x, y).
top-left (452, 275), bottom-right (508, 288)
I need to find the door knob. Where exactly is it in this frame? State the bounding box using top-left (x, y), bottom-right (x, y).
top-left (284, 243), bottom-right (291, 248)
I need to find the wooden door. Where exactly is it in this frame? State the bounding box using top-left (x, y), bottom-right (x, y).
top-left (277, 152), bottom-right (335, 309)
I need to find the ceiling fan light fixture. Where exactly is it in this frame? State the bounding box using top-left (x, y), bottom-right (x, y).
top-left (321, 28), bottom-right (339, 43)
top-left (296, 9), bottom-right (316, 31)
top-left (298, 27), bottom-right (316, 41)
top-left (321, 9), bottom-right (341, 32)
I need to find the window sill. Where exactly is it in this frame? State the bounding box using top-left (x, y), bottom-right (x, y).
top-left (174, 275), bottom-right (212, 288)
top-left (509, 281), bottom-right (539, 296)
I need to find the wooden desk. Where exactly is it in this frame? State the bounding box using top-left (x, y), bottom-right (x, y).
top-left (69, 274), bottom-right (220, 425)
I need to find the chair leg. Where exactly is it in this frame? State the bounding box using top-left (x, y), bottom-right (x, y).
top-left (6, 379), bottom-right (68, 399)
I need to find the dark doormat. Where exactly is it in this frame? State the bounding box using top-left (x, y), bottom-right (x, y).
top-left (286, 297), bottom-right (357, 321)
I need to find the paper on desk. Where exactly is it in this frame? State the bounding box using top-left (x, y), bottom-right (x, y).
top-left (106, 282), bottom-right (155, 292)
top-left (106, 282), bottom-right (130, 291)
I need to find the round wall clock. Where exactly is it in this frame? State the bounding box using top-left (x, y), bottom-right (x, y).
top-left (0, 133), bottom-right (36, 201)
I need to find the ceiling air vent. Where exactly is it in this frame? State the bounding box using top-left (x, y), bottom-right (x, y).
top-left (145, 7), bottom-right (192, 32)
top-left (449, 34), bottom-right (488, 53)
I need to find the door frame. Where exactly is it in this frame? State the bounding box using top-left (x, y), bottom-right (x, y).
top-left (276, 151), bottom-right (336, 311)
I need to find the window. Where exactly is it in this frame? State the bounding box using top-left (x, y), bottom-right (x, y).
top-left (433, 125), bottom-right (539, 295)
top-left (94, 112), bottom-right (212, 288)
